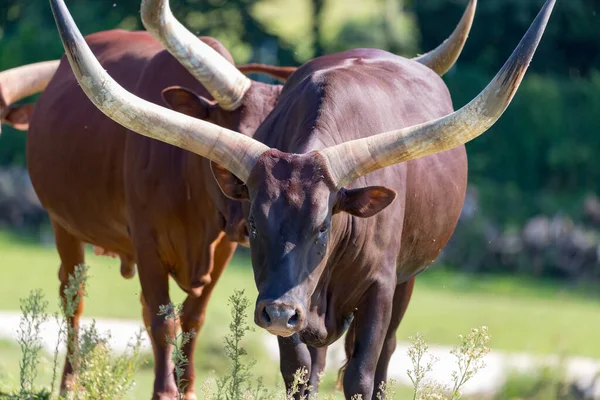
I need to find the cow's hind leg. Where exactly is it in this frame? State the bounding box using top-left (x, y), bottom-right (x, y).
top-left (179, 235), bottom-right (236, 399)
top-left (52, 220), bottom-right (85, 393)
top-left (373, 277), bottom-right (415, 398)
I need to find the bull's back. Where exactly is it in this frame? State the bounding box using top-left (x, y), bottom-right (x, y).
top-left (27, 30), bottom-right (163, 254)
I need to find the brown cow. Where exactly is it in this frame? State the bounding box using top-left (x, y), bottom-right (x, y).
top-left (38, 1), bottom-right (475, 399)
top-left (26, 22), bottom-right (284, 400)
top-left (50, 0), bottom-right (554, 398)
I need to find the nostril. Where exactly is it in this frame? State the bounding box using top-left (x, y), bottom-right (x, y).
top-left (287, 311), bottom-right (299, 327)
top-left (262, 307), bottom-right (271, 325)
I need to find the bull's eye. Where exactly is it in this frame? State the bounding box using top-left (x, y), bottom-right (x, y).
top-left (319, 225), bottom-right (328, 234)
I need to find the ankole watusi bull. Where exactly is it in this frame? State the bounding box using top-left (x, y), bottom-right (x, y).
top-left (29, 0), bottom-right (475, 398)
top-left (49, 0), bottom-right (555, 398)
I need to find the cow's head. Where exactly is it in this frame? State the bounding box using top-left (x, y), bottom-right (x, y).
top-left (51, 0), bottom-right (554, 336)
top-left (211, 150), bottom-right (396, 336)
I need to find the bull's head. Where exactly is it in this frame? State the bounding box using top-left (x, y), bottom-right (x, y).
top-left (50, 0), bottom-right (555, 336)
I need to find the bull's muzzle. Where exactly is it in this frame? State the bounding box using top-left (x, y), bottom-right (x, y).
top-left (255, 299), bottom-right (306, 337)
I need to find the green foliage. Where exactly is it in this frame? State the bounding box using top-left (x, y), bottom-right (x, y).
top-left (407, 326), bottom-right (491, 400)
top-left (158, 303), bottom-right (196, 398)
top-left (413, 0), bottom-right (600, 77)
top-left (68, 323), bottom-right (144, 400)
top-left (0, 264), bottom-right (143, 400)
top-left (212, 289), bottom-right (262, 400)
top-left (495, 365), bottom-right (570, 400)
top-left (7, 280), bottom-right (579, 400)
top-left (16, 289), bottom-right (48, 397)
top-left (447, 70), bottom-right (600, 208)
top-left (493, 360), bottom-right (596, 400)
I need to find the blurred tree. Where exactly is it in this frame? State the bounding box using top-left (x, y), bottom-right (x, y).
top-left (412, 0), bottom-right (600, 76)
top-left (312, 0), bottom-right (325, 57)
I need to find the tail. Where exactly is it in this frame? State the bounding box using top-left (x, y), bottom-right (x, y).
top-left (237, 63), bottom-right (297, 83)
top-left (0, 60), bottom-right (60, 132)
top-left (336, 319), bottom-right (356, 389)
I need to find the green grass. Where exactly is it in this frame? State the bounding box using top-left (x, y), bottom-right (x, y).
top-left (1, 229), bottom-right (600, 365)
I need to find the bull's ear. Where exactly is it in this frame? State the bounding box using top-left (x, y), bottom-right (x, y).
top-left (334, 186), bottom-right (396, 218)
top-left (211, 161), bottom-right (249, 201)
top-left (161, 86), bottom-right (217, 119)
top-left (1, 103), bottom-right (35, 131)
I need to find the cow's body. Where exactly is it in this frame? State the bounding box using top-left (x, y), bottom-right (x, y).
top-left (27, 29), bottom-right (282, 399)
top-left (244, 49), bottom-right (467, 396)
top-left (255, 48), bottom-right (466, 341)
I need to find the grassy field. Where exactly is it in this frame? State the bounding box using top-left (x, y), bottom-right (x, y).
top-left (1, 229), bottom-right (599, 397)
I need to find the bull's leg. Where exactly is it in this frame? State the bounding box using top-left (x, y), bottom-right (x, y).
top-left (136, 244), bottom-right (178, 400)
top-left (308, 346), bottom-right (328, 392)
top-left (179, 235), bottom-right (236, 400)
top-left (278, 334), bottom-right (312, 398)
top-left (52, 220), bottom-right (85, 393)
top-left (373, 277), bottom-right (416, 398)
top-left (342, 279), bottom-right (395, 399)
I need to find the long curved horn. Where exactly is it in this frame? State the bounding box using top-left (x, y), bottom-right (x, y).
top-left (49, 0), bottom-right (268, 182)
top-left (141, 0), bottom-right (251, 110)
top-left (413, 0), bottom-right (477, 76)
top-left (321, 0), bottom-right (555, 190)
top-left (0, 60), bottom-right (60, 108)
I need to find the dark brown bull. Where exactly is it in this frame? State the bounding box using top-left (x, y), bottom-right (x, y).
top-left (42, 0), bottom-right (492, 399)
